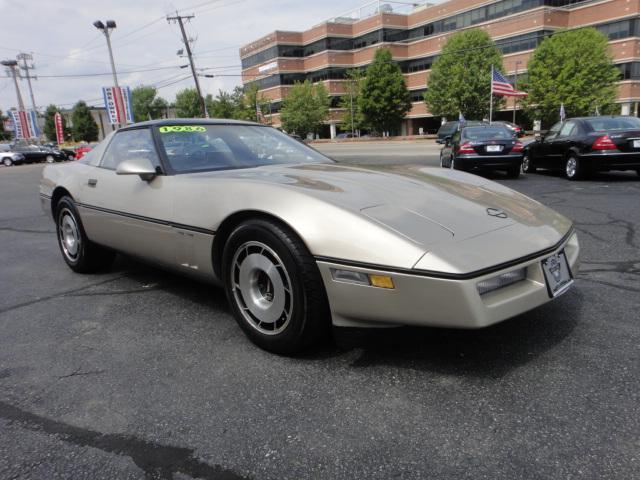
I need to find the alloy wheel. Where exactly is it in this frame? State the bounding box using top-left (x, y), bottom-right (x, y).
top-left (565, 157), bottom-right (578, 179)
top-left (58, 208), bottom-right (81, 261)
top-left (230, 241), bottom-right (293, 336)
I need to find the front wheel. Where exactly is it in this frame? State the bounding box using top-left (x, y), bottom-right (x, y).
top-left (55, 196), bottom-right (115, 273)
top-left (521, 153), bottom-right (536, 174)
top-left (46, 155), bottom-right (55, 163)
top-left (222, 219), bottom-right (330, 354)
top-left (2, 157), bottom-right (12, 167)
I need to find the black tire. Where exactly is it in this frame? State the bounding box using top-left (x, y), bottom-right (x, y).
top-left (222, 219), bottom-right (330, 354)
top-left (636, 169), bottom-right (640, 177)
top-left (564, 154), bottom-right (585, 180)
top-left (2, 157), bottom-right (12, 167)
top-left (55, 196), bottom-right (115, 273)
top-left (521, 152), bottom-right (536, 174)
top-left (506, 166), bottom-right (520, 179)
top-left (68, 155), bottom-right (75, 161)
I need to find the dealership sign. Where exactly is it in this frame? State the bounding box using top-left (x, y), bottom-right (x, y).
top-left (102, 86), bottom-right (135, 125)
top-left (9, 110), bottom-right (39, 139)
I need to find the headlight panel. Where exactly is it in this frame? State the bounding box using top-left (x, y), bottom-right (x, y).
top-left (477, 268), bottom-right (526, 295)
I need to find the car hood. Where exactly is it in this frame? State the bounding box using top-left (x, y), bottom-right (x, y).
top-left (190, 163), bottom-right (573, 273)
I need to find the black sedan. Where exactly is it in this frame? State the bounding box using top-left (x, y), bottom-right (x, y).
top-left (439, 124), bottom-right (524, 178)
top-left (523, 116), bottom-right (640, 180)
top-left (435, 120), bottom-right (485, 144)
top-left (10, 144), bottom-right (67, 163)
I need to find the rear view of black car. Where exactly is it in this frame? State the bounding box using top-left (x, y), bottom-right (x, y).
top-left (523, 115), bottom-right (640, 180)
top-left (440, 124), bottom-right (524, 178)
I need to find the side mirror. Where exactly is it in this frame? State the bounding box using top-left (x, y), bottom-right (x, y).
top-left (116, 157), bottom-right (157, 181)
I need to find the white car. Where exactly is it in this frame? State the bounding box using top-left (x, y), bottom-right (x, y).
top-left (40, 119), bottom-right (580, 354)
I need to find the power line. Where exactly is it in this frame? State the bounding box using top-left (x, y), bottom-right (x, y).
top-left (35, 65), bottom-right (185, 79)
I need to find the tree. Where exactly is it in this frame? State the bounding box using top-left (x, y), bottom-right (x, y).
top-left (71, 101), bottom-right (98, 142)
top-left (424, 29), bottom-right (504, 121)
top-left (280, 80), bottom-right (330, 138)
top-left (43, 104), bottom-right (69, 142)
top-left (0, 110), bottom-right (8, 141)
top-left (207, 89), bottom-right (238, 119)
top-left (359, 49), bottom-right (411, 135)
top-left (338, 69), bottom-right (367, 134)
top-left (232, 84), bottom-right (271, 122)
top-left (521, 28), bottom-right (620, 127)
top-left (175, 88), bottom-right (202, 118)
top-left (131, 85), bottom-right (168, 121)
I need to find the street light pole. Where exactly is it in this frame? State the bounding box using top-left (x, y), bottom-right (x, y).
top-left (2, 60), bottom-right (25, 111)
top-left (94, 20), bottom-right (122, 127)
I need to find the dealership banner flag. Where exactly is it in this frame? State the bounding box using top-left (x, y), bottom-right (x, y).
top-left (102, 86), bottom-right (135, 125)
top-left (9, 110), bottom-right (40, 139)
top-left (54, 112), bottom-right (64, 144)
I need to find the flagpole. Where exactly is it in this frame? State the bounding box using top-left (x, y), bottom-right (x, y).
top-left (489, 65), bottom-right (493, 125)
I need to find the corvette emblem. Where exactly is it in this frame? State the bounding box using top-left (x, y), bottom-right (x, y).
top-left (486, 207), bottom-right (508, 218)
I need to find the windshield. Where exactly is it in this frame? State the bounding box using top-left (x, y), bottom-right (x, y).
top-left (462, 126), bottom-right (513, 141)
top-left (156, 125), bottom-right (332, 173)
top-left (584, 117), bottom-right (640, 131)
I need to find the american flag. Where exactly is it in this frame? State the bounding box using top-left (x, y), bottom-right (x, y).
top-left (492, 69), bottom-right (528, 97)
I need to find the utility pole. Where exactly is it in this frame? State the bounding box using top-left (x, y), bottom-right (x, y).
top-left (1, 60), bottom-right (25, 111)
top-left (17, 53), bottom-right (37, 112)
top-left (167, 12), bottom-right (208, 118)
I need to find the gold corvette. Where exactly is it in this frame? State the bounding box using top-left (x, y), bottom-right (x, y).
top-left (40, 120), bottom-right (579, 353)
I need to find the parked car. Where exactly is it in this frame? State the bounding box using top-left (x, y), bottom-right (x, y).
top-left (1, 150), bottom-right (26, 166)
top-left (11, 144), bottom-right (66, 163)
top-left (73, 144), bottom-right (95, 160)
top-left (336, 133), bottom-right (356, 139)
top-left (436, 120), bottom-right (485, 144)
top-left (492, 120), bottom-right (524, 137)
top-left (523, 116), bottom-right (640, 180)
top-left (440, 124), bottom-right (524, 178)
top-left (41, 119), bottom-right (578, 354)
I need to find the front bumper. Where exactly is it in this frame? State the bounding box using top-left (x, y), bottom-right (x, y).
top-left (456, 154), bottom-right (523, 170)
top-left (317, 231), bottom-right (579, 329)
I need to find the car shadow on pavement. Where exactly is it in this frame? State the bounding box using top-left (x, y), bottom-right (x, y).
top-left (328, 290), bottom-right (582, 378)
top-left (110, 255), bottom-right (581, 379)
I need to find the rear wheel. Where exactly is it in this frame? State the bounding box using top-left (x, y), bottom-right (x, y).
top-left (222, 219), bottom-right (330, 354)
top-left (564, 155), bottom-right (584, 180)
top-left (521, 153), bottom-right (536, 174)
top-left (55, 196), bottom-right (115, 273)
top-left (2, 157), bottom-right (12, 167)
top-left (46, 155), bottom-right (55, 163)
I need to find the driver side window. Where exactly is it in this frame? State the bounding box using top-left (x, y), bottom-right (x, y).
top-left (100, 128), bottom-right (159, 170)
top-left (545, 122), bottom-right (562, 141)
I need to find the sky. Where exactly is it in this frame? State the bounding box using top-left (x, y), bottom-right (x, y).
top-left (0, 0), bottom-right (364, 112)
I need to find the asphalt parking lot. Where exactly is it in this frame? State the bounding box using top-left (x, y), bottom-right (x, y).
top-left (0, 145), bottom-right (639, 480)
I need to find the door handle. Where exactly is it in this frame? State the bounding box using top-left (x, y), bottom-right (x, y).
top-left (87, 178), bottom-right (98, 187)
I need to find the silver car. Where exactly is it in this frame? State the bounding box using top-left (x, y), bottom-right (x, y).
top-left (40, 120), bottom-right (579, 353)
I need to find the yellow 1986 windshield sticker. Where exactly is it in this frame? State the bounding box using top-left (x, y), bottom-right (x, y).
top-left (159, 126), bottom-right (207, 133)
